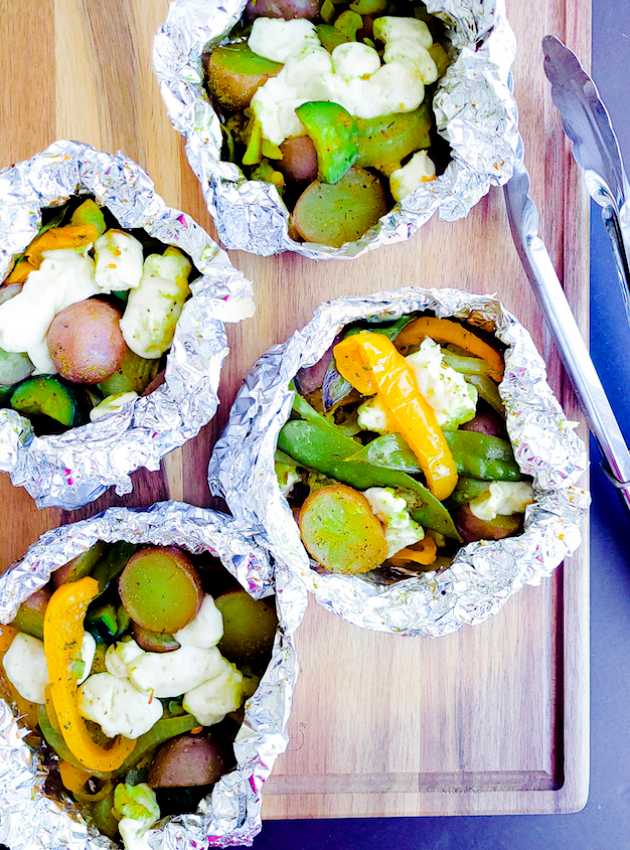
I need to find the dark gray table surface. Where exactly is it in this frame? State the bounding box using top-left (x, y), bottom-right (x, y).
top-left (252, 2), bottom-right (630, 847)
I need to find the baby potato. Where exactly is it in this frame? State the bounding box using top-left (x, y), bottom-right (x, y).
top-left (47, 299), bottom-right (125, 384)
top-left (148, 733), bottom-right (227, 788)
top-left (206, 44), bottom-right (282, 112)
top-left (278, 136), bottom-right (318, 183)
top-left (246, 0), bottom-right (320, 19)
top-left (215, 590), bottom-right (278, 665)
top-left (119, 546), bottom-right (203, 634)
top-left (299, 484), bottom-right (387, 573)
top-left (456, 504), bottom-right (521, 543)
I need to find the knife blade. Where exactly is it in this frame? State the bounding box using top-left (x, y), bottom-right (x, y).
top-left (542, 34), bottom-right (630, 324)
top-left (503, 134), bottom-right (630, 511)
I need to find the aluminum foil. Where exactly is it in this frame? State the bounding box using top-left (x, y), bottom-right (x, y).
top-left (209, 287), bottom-right (590, 636)
top-left (153, 0), bottom-right (519, 258)
top-left (0, 140), bottom-right (255, 510)
top-left (0, 501), bottom-right (300, 849)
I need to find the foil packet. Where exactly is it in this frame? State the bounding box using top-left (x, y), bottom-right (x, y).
top-left (0, 140), bottom-right (255, 510)
top-left (0, 501), bottom-right (299, 849)
top-left (209, 287), bottom-right (589, 636)
top-left (153, 0), bottom-right (519, 258)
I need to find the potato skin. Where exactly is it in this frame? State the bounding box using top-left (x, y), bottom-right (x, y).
top-left (460, 410), bottom-right (505, 438)
top-left (47, 299), bottom-right (125, 384)
top-left (278, 137), bottom-right (318, 183)
top-left (246, 0), bottom-right (320, 19)
top-left (456, 504), bottom-right (521, 543)
top-left (148, 734), bottom-right (227, 788)
top-left (205, 46), bottom-right (281, 112)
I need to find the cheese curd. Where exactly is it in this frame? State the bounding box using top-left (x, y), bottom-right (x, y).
top-left (390, 150), bottom-right (436, 201)
top-left (249, 16), bottom-right (437, 147)
top-left (78, 672), bottom-right (163, 739)
top-left (174, 594), bottom-right (223, 649)
top-left (469, 481), bottom-right (534, 521)
top-left (364, 487), bottom-right (424, 557)
top-left (357, 337), bottom-right (477, 431)
top-left (119, 249), bottom-right (191, 359)
top-left (183, 659), bottom-right (244, 726)
top-left (127, 644), bottom-right (226, 698)
top-left (105, 638), bottom-right (145, 679)
top-left (94, 230), bottom-right (144, 292)
top-left (89, 391), bottom-right (138, 422)
top-left (0, 250), bottom-right (98, 372)
top-left (3, 630), bottom-right (95, 704)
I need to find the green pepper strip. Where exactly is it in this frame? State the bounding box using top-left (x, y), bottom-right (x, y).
top-left (91, 543), bottom-right (138, 593)
top-left (38, 706), bottom-right (109, 779)
top-left (348, 431), bottom-right (521, 482)
top-left (278, 417), bottom-right (460, 540)
top-left (118, 714), bottom-right (197, 774)
top-left (465, 374), bottom-right (505, 415)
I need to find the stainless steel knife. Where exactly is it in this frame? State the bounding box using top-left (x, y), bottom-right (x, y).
top-left (542, 34), bottom-right (630, 324)
top-left (503, 133), bottom-right (630, 511)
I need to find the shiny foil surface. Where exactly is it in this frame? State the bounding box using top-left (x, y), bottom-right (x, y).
top-left (0, 141), bottom-right (255, 509)
top-left (154, 0), bottom-right (518, 258)
top-left (209, 288), bottom-right (589, 635)
top-left (0, 501), bottom-right (299, 849)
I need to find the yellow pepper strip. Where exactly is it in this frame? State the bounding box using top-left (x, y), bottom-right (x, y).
top-left (44, 578), bottom-right (135, 772)
top-left (334, 332), bottom-right (458, 501)
top-left (59, 760), bottom-right (112, 802)
top-left (0, 625), bottom-right (40, 730)
top-left (396, 316), bottom-right (505, 382)
top-left (388, 536), bottom-right (438, 566)
top-left (5, 259), bottom-right (37, 284)
top-left (25, 224), bottom-right (99, 268)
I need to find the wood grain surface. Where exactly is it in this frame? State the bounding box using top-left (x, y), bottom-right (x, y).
top-left (0, 0), bottom-right (590, 817)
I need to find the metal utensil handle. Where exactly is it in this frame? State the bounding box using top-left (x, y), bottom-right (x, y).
top-left (601, 206), bottom-right (630, 324)
top-left (505, 154), bottom-right (630, 510)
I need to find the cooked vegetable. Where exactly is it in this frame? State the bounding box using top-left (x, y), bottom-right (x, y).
top-left (246, 0), bottom-right (320, 19)
top-left (13, 587), bottom-right (50, 640)
top-left (460, 410), bottom-right (505, 438)
top-left (91, 793), bottom-right (120, 839)
top-left (291, 167), bottom-right (388, 247)
top-left (334, 332), bottom-right (458, 500)
top-left (132, 623), bottom-right (180, 653)
top-left (356, 104), bottom-right (432, 170)
top-left (206, 44), bottom-right (282, 111)
top-left (449, 478), bottom-right (490, 506)
top-left (10, 376), bottom-right (79, 428)
top-left (59, 761), bottom-right (113, 802)
top-left (296, 101), bottom-right (359, 184)
top-left (316, 22), bottom-right (350, 51)
top-left (440, 348), bottom-right (491, 378)
top-left (0, 348), bottom-right (34, 386)
top-left (120, 714), bottom-right (198, 773)
top-left (148, 733), bottom-right (227, 788)
top-left (97, 346), bottom-right (159, 396)
top-left (71, 199), bottom-right (106, 235)
top-left (465, 373), bottom-right (505, 415)
top-left (456, 504), bottom-right (521, 543)
top-left (92, 542), bottom-right (137, 593)
top-left (251, 159), bottom-right (286, 193)
top-left (428, 42), bottom-right (450, 77)
top-left (43, 578), bottom-right (136, 772)
top-left (299, 484), bottom-right (387, 574)
top-left (278, 416), bottom-right (459, 539)
top-left (278, 136), bottom-right (319, 183)
top-left (334, 9), bottom-right (362, 39)
top-left (86, 603), bottom-right (119, 642)
top-left (215, 590), bottom-right (277, 664)
top-left (388, 536), bottom-right (437, 567)
top-left (118, 547), bottom-right (202, 634)
top-left (396, 317), bottom-right (504, 382)
top-left (47, 299), bottom-right (126, 384)
top-left (25, 224), bottom-right (99, 269)
top-left (54, 542), bottom-right (107, 587)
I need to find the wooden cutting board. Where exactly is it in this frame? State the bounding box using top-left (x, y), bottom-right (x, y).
top-left (0, 0), bottom-right (589, 817)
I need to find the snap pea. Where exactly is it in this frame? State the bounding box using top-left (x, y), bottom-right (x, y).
top-left (119, 714), bottom-right (198, 773)
top-left (449, 478), bottom-right (490, 506)
top-left (465, 373), bottom-right (505, 415)
top-left (349, 431), bottom-right (521, 482)
top-left (278, 418), bottom-right (460, 540)
top-left (441, 349), bottom-right (490, 377)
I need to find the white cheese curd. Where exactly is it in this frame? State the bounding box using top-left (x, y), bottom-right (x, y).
top-left (183, 659), bottom-right (244, 726)
top-left (250, 16), bottom-right (434, 146)
top-left (390, 150), bottom-right (436, 201)
top-left (26, 337), bottom-right (57, 374)
top-left (94, 229), bottom-right (144, 292)
top-left (469, 482), bottom-right (534, 522)
top-left (119, 248), bottom-right (191, 359)
top-left (127, 645), bottom-right (226, 698)
top-left (105, 638), bottom-right (146, 679)
top-left (364, 487), bottom-right (424, 557)
top-left (89, 391), bottom-right (138, 422)
top-left (79, 632), bottom-right (97, 685)
top-left (78, 672), bottom-right (163, 739)
top-left (356, 396), bottom-right (390, 434)
top-left (406, 337), bottom-right (477, 428)
top-left (331, 42), bottom-right (381, 78)
top-left (174, 594), bottom-right (223, 649)
top-left (249, 17), bottom-right (320, 63)
top-left (0, 249), bottom-right (98, 372)
top-left (2, 633), bottom-right (49, 704)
